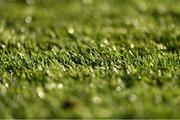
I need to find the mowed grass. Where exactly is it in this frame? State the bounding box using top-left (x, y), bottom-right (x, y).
top-left (0, 0), bottom-right (180, 118)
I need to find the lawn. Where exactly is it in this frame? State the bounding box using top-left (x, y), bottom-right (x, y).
top-left (0, 0), bottom-right (180, 118)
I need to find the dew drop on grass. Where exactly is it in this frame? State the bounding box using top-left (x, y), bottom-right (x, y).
top-left (1, 44), bottom-right (5, 49)
top-left (9, 70), bottom-right (13, 75)
top-left (57, 83), bottom-right (64, 90)
top-left (116, 86), bottom-right (121, 92)
top-left (100, 44), bottom-right (105, 48)
top-left (38, 66), bottom-right (43, 71)
top-left (36, 87), bottom-right (45, 99)
top-left (45, 83), bottom-right (56, 90)
top-left (126, 69), bottom-right (130, 75)
top-left (121, 47), bottom-right (125, 51)
top-left (108, 47), bottom-right (112, 51)
top-left (157, 43), bottom-right (167, 50)
top-left (68, 28), bottom-right (74, 34)
top-left (130, 44), bottom-right (134, 49)
top-left (92, 96), bottom-right (101, 104)
top-left (25, 16), bottom-right (32, 24)
top-left (103, 38), bottom-right (109, 45)
top-left (149, 70), bottom-right (154, 75)
top-left (5, 83), bottom-right (9, 88)
top-left (138, 75), bottom-right (142, 80)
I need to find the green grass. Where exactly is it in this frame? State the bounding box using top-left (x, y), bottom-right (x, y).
top-left (0, 0), bottom-right (180, 118)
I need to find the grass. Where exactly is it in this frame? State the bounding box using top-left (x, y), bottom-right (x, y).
top-left (0, 0), bottom-right (180, 118)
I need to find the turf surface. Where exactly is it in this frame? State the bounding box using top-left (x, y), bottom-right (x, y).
top-left (0, 0), bottom-right (180, 118)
